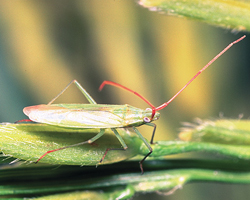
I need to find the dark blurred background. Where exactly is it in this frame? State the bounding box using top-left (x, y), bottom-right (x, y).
top-left (0, 1), bottom-right (249, 199)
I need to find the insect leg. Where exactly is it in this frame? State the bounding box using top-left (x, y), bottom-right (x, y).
top-left (35, 129), bottom-right (105, 163)
top-left (132, 127), bottom-right (152, 174)
top-left (145, 123), bottom-right (157, 144)
top-left (15, 119), bottom-right (33, 123)
top-left (99, 128), bottom-right (128, 164)
top-left (48, 80), bottom-right (97, 105)
top-left (111, 128), bottom-right (128, 149)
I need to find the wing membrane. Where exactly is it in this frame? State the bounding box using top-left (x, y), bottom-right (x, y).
top-left (26, 105), bottom-right (125, 128)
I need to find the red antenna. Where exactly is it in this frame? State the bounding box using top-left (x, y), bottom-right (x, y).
top-left (99, 35), bottom-right (246, 119)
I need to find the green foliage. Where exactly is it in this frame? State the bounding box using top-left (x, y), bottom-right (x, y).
top-left (1, 119), bottom-right (250, 199)
top-left (2, 159), bottom-right (250, 199)
top-left (0, 1), bottom-right (248, 199)
top-left (0, 124), bottom-right (141, 165)
top-left (139, 0), bottom-right (250, 31)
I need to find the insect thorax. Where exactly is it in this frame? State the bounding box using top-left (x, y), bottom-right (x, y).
top-left (118, 104), bottom-right (160, 127)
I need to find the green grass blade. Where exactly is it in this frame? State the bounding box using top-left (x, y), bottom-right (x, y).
top-left (180, 119), bottom-right (250, 145)
top-left (152, 140), bottom-right (250, 159)
top-left (0, 123), bottom-right (142, 165)
top-left (2, 160), bottom-right (250, 199)
top-left (2, 120), bottom-right (250, 166)
top-left (138, 0), bottom-right (250, 31)
top-left (2, 119), bottom-right (250, 199)
top-left (150, 119), bottom-right (250, 160)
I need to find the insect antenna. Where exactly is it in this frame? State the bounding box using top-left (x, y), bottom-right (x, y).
top-left (99, 35), bottom-right (246, 119)
top-left (155, 35), bottom-right (246, 111)
top-left (99, 81), bottom-right (157, 119)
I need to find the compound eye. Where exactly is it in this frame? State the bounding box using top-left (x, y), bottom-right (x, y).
top-left (143, 117), bottom-right (151, 123)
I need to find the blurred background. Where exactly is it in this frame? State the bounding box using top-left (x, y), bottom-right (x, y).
top-left (0, 1), bottom-right (249, 199)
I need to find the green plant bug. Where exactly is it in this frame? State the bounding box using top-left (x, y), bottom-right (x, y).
top-left (23, 35), bottom-right (245, 173)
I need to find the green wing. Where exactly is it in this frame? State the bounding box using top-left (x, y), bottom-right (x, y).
top-left (23, 104), bottom-right (126, 128)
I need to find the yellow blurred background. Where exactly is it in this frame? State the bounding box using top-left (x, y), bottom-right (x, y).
top-left (0, 1), bottom-right (249, 200)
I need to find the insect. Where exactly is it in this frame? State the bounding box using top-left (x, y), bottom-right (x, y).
top-left (23, 35), bottom-right (245, 173)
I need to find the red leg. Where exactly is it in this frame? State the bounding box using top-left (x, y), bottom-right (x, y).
top-left (35, 148), bottom-right (63, 163)
top-left (15, 119), bottom-right (33, 123)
